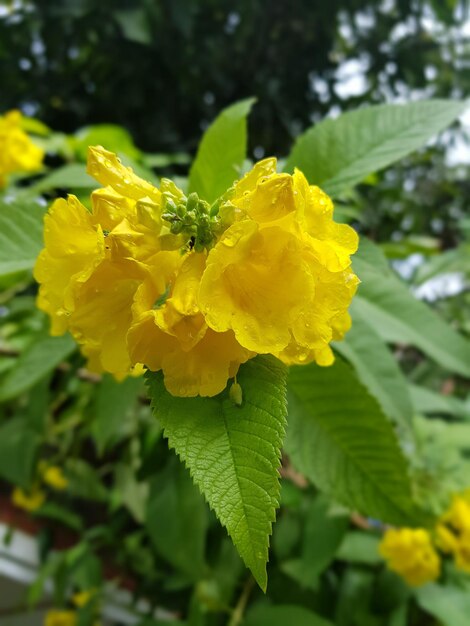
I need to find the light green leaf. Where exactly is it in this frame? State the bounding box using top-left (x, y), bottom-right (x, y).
top-left (146, 355), bottom-right (287, 590)
top-left (32, 163), bottom-right (97, 193)
top-left (0, 333), bottom-right (75, 402)
top-left (353, 240), bottom-right (470, 377)
top-left (410, 384), bottom-right (470, 420)
top-left (285, 99), bottom-right (467, 196)
top-left (336, 531), bottom-right (381, 565)
top-left (0, 418), bottom-right (39, 487)
top-left (188, 98), bottom-right (256, 203)
top-left (71, 123), bottom-right (141, 161)
top-left (416, 583), bottom-right (470, 626)
top-left (335, 310), bottom-right (413, 437)
top-left (0, 199), bottom-right (45, 276)
top-left (285, 358), bottom-right (425, 526)
top-left (243, 604), bottom-right (333, 626)
top-left (146, 459), bottom-right (208, 579)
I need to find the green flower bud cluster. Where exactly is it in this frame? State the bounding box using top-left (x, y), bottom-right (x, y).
top-left (161, 190), bottom-right (222, 252)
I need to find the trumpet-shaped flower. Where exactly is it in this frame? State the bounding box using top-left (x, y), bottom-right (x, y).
top-left (35, 148), bottom-right (358, 396)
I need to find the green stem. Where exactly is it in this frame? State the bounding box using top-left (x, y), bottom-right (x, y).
top-left (227, 576), bottom-right (255, 626)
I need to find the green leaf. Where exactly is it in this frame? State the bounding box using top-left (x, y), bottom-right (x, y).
top-left (188, 98), bottom-right (256, 203)
top-left (416, 583), bottom-right (470, 626)
top-left (64, 459), bottom-right (108, 502)
top-left (0, 418), bottom-right (39, 487)
top-left (0, 333), bottom-right (76, 402)
top-left (146, 459), bottom-right (208, 579)
top-left (32, 163), bottom-right (97, 193)
top-left (335, 531), bottom-right (381, 565)
top-left (285, 358), bottom-right (424, 526)
top-left (285, 99), bottom-right (467, 196)
top-left (0, 199), bottom-right (45, 276)
top-left (283, 495), bottom-right (348, 588)
top-left (91, 375), bottom-right (142, 455)
top-left (146, 355), bottom-right (287, 590)
top-left (71, 124), bottom-right (141, 161)
top-left (335, 310), bottom-right (413, 437)
top-left (353, 239), bottom-right (470, 378)
top-left (410, 384), bottom-right (470, 420)
top-left (243, 604), bottom-right (333, 626)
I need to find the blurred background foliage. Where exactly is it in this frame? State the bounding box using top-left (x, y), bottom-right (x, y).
top-left (1, 1), bottom-right (470, 625)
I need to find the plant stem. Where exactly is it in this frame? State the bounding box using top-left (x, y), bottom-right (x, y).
top-left (227, 576), bottom-right (255, 626)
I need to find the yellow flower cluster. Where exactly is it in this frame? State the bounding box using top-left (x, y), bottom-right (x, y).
top-left (0, 110), bottom-right (43, 187)
top-left (436, 491), bottom-right (470, 573)
top-left (35, 147), bottom-right (358, 397)
top-left (380, 491), bottom-right (470, 586)
top-left (379, 528), bottom-right (440, 587)
top-left (12, 464), bottom-right (68, 513)
top-left (44, 610), bottom-right (77, 626)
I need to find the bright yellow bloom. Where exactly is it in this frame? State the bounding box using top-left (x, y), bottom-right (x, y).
top-left (379, 528), bottom-right (440, 586)
top-left (42, 465), bottom-right (68, 491)
top-left (44, 610), bottom-right (77, 626)
top-left (199, 159), bottom-right (359, 365)
top-left (0, 110), bottom-right (43, 187)
top-left (12, 486), bottom-right (46, 512)
top-left (35, 148), bottom-right (358, 396)
top-left (436, 492), bottom-right (470, 573)
top-left (128, 251), bottom-right (253, 396)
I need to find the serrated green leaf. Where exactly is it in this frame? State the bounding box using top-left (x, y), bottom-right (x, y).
top-left (285, 100), bottom-right (467, 196)
top-left (145, 355), bottom-right (287, 590)
top-left (146, 459), bottom-right (208, 579)
top-left (0, 199), bottom-right (45, 276)
top-left (335, 310), bottom-right (414, 437)
top-left (285, 358), bottom-right (425, 526)
top-left (353, 240), bottom-right (470, 378)
top-left (188, 98), bottom-right (256, 203)
top-left (0, 332), bottom-right (75, 402)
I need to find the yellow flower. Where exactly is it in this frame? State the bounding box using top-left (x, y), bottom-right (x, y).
top-left (199, 159), bottom-right (359, 364)
top-left (379, 528), bottom-right (440, 586)
top-left (42, 465), bottom-right (68, 491)
top-left (35, 149), bottom-right (358, 396)
top-left (12, 486), bottom-right (46, 512)
top-left (0, 110), bottom-right (43, 187)
top-left (34, 195), bottom-right (106, 335)
top-left (44, 610), bottom-right (77, 626)
top-left (72, 588), bottom-right (96, 608)
top-left (436, 492), bottom-right (470, 573)
top-left (128, 251), bottom-right (253, 396)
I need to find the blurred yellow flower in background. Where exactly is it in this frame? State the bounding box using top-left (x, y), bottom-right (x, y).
top-left (0, 110), bottom-right (43, 187)
top-left (436, 491), bottom-right (470, 573)
top-left (44, 610), bottom-right (77, 626)
top-left (12, 486), bottom-right (46, 512)
top-left (42, 465), bottom-right (69, 491)
top-left (379, 528), bottom-right (440, 586)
